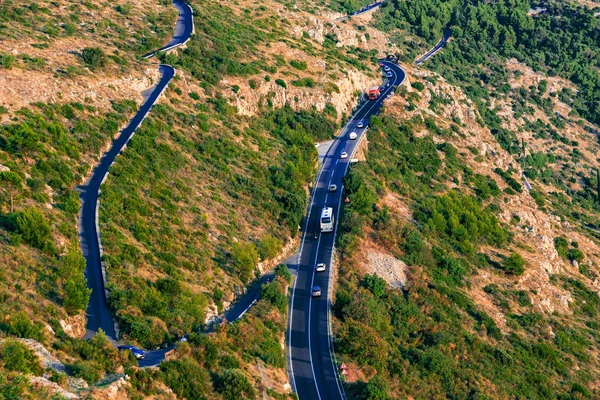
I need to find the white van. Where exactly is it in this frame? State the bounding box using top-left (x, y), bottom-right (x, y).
top-left (349, 131), bottom-right (357, 140)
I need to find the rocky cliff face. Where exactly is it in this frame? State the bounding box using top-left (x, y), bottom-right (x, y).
top-left (223, 67), bottom-right (379, 120)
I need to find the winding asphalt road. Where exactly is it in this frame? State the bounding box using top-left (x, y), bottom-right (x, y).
top-left (288, 60), bottom-right (406, 400)
top-left (142, 0), bottom-right (194, 59)
top-left (415, 28), bottom-right (451, 65)
top-left (79, 0), bottom-right (193, 341)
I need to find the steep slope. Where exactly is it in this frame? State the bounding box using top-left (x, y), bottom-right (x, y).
top-left (330, 1), bottom-right (600, 398)
top-left (0, 0), bottom-right (396, 397)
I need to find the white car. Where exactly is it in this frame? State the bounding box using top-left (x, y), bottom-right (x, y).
top-left (329, 184), bottom-right (337, 192)
top-left (340, 151), bottom-right (348, 159)
top-left (315, 263), bottom-right (326, 272)
top-left (384, 66), bottom-right (391, 72)
top-left (349, 132), bottom-right (357, 140)
top-left (312, 286), bottom-right (322, 297)
top-left (357, 122), bottom-right (364, 128)
top-left (386, 72), bottom-right (393, 78)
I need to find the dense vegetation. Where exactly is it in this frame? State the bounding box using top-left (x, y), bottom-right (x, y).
top-left (377, 0), bottom-right (600, 125)
top-left (334, 114), bottom-right (600, 398)
top-left (99, 100), bottom-right (335, 346)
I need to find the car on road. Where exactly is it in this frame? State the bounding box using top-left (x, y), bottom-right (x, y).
top-left (340, 151), bottom-right (348, 159)
top-left (357, 121), bottom-right (364, 128)
top-left (386, 72), bottom-right (393, 78)
top-left (315, 263), bottom-right (326, 272)
top-left (329, 184), bottom-right (337, 192)
top-left (386, 82), bottom-right (390, 87)
top-left (118, 345), bottom-right (145, 360)
top-left (312, 286), bottom-right (322, 297)
top-left (349, 132), bottom-right (357, 140)
top-left (384, 66), bottom-right (391, 72)
top-left (378, 62), bottom-right (383, 67)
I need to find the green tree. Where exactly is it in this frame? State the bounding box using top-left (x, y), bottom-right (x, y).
top-left (364, 374), bottom-right (390, 400)
top-left (274, 264), bottom-right (292, 283)
top-left (80, 47), bottom-right (106, 70)
top-left (0, 171), bottom-right (23, 212)
top-left (215, 369), bottom-right (256, 400)
top-left (14, 207), bottom-right (51, 250)
top-left (260, 281), bottom-right (287, 313)
top-left (503, 253), bottom-right (526, 275)
top-left (231, 242), bottom-right (259, 283)
top-left (0, 340), bottom-right (43, 375)
top-left (361, 274), bottom-right (387, 298)
top-left (64, 275), bottom-right (91, 315)
top-left (257, 234), bottom-right (283, 261)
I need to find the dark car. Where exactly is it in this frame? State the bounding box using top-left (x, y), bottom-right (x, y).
top-left (118, 345), bottom-right (146, 360)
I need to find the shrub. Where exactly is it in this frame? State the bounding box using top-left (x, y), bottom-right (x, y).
top-left (289, 60), bottom-right (307, 70)
top-left (160, 358), bottom-right (212, 399)
top-left (291, 78), bottom-right (316, 88)
top-left (363, 374), bottom-right (390, 399)
top-left (189, 91), bottom-right (201, 100)
top-left (0, 53), bottom-right (16, 69)
top-left (260, 281), bottom-right (287, 313)
top-left (0, 340), bottom-right (43, 375)
top-left (361, 274), bottom-right (387, 298)
top-left (503, 253), bottom-right (525, 275)
top-left (257, 234), bottom-right (283, 261)
top-left (412, 81), bottom-right (425, 91)
top-left (66, 360), bottom-right (103, 383)
top-left (13, 207), bottom-right (51, 250)
top-left (567, 248), bottom-right (584, 263)
top-left (274, 79), bottom-right (286, 88)
top-left (274, 264), bottom-right (291, 283)
top-left (80, 47), bottom-right (106, 70)
top-left (231, 242), bottom-right (259, 283)
top-left (215, 369), bottom-right (256, 400)
top-left (64, 275), bottom-right (91, 315)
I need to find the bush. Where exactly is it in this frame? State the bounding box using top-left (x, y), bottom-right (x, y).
top-left (231, 242), bottom-right (259, 283)
top-left (503, 253), bottom-right (525, 275)
top-left (364, 374), bottom-right (391, 400)
top-left (13, 207), bottom-right (51, 249)
top-left (215, 369), bottom-right (256, 400)
top-left (361, 274), bottom-right (387, 298)
top-left (0, 340), bottom-right (43, 375)
top-left (291, 78), bottom-right (316, 88)
top-left (160, 358), bottom-right (212, 399)
top-left (64, 275), bottom-right (91, 315)
top-left (80, 47), bottom-right (106, 70)
top-left (260, 281), bottom-right (287, 313)
top-left (289, 60), bottom-right (307, 70)
top-left (0, 53), bottom-right (16, 69)
top-left (274, 79), bottom-right (286, 88)
top-left (412, 81), bottom-right (425, 91)
top-left (274, 264), bottom-right (291, 283)
top-left (257, 234), bottom-right (283, 261)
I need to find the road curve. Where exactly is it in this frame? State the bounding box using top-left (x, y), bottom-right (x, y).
top-left (142, 0), bottom-right (194, 59)
top-left (79, 0), bottom-right (193, 341)
top-left (288, 60), bottom-right (406, 400)
top-left (415, 28), bottom-right (451, 65)
top-left (79, 65), bottom-right (175, 340)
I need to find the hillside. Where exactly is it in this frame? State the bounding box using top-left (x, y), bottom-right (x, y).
top-left (0, 0), bottom-right (393, 397)
top-left (3, 0), bottom-right (600, 397)
top-left (332, 0), bottom-right (600, 398)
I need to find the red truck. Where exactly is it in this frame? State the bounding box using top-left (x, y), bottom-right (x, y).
top-left (368, 86), bottom-right (380, 100)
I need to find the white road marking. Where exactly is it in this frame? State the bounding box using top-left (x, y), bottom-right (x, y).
top-left (289, 60), bottom-right (405, 400)
top-left (236, 299), bottom-right (257, 320)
